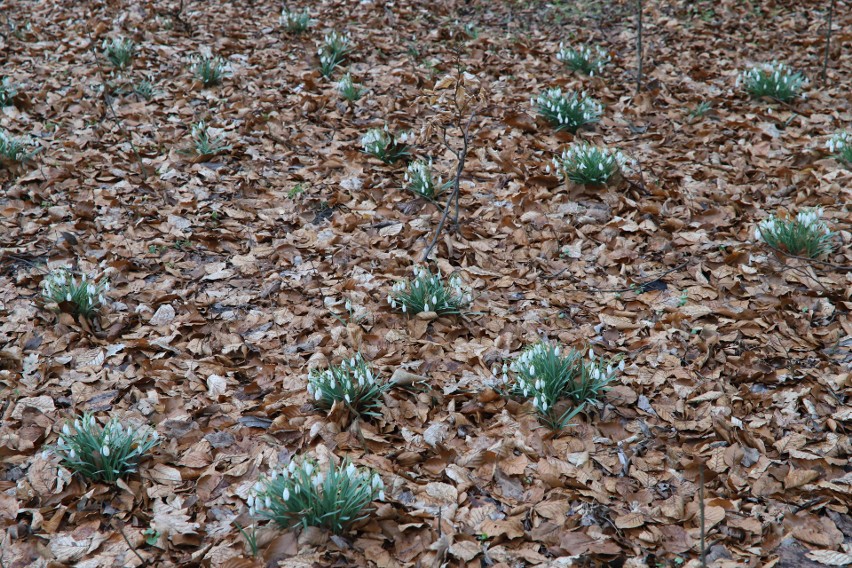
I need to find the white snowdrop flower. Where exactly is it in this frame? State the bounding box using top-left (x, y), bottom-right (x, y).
top-left (529, 365), bottom-right (535, 377)
top-left (304, 462), bottom-right (314, 476)
top-left (312, 473), bottom-right (324, 487)
top-left (69, 448), bottom-right (76, 458)
top-left (423, 303), bottom-right (430, 312)
top-left (265, 496), bottom-right (272, 509)
top-left (282, 487), bottom-right (290, 501)
top-left (378, 490), bottom-right (385, 501)
top-left (541, 400), bottom-right (548, 412)
top-left (62, 424), bottom-right (71, 436)
top-left (344, 393), bottom-right (351, 403)
top-left (431, 295), bottom-right (437, 306)
top-left (346, 463), bottom-right (357, 477)
top-left (618, 360), bottom-right (625, 371)
top-left (102, 445), bottom-right (110, 457)
top-left (65, 293), bottom-right (72, 302)
top-left (402, 304), bottom-right (407, 313)
top-left (315, 389), bottom-right (323, 401)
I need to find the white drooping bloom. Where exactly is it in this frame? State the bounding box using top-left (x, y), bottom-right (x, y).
top-left (41, 266), bottom-right (109, 317)
top-left (535, 88), bottom-right (603, 132)
top-left (737, 61), bottom-right (808, 101)
top-left (389, 266), bottom-right (473, 316)
top-left (754, 208), bottom-right (833, 258)
top-left (556, 43), bottom-right (610, 75)
top-left (404, 159), bottom-right (442, 199)
top-left (827, 130), bottom-right (852, 166)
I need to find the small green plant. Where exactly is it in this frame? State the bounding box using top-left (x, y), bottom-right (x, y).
top-left (827, 131), bottom-right (852, 167)
top-left (280, 8), bottom-right (312, 33)
top-left (0, 130), bottom-right (34, 166)
top-left (191, 54), bottom-right (229, 87)
top-left (248, 456), bottom-right (385, 535)
top-left (336, 73), bottom-right (365, 101)
top-left (754, 208), bottom-right (833, 259)
top-left (688, 101), bottom-right (711, 120)
top-left (133, 78), bottom-right (155, 101)
top-left (404, 159), bottom-right (444, 200)
top-left (737, 62), bottom-right (807, 102)
top-left (190, 120), bottom-right (231, 157)
top-left (41, 266), bottom-right (109, 318)
top-left (0, 77), bottom-right (18, 106)
top-left (361, 126), bottom-right (412, 164)
top-left (52, 412), bottom-right (159, 484)
top-left (102, 37), bottom-right (135, 69)
top-left (288, 183), bottom-right (305, 199)
top-left (308, 353), bottom-right (388, 418)
top-left (556, 43), bottom-right (610, 76)
top-left (552, 143), bottom-right (634, 186)
top-left (143, 528), bottom-right (160, 546)
top-left (533, 88), bottom-right (603, 132)
top-left (318, 30), bottom-right (352, 78)
top-left (234, 522), bottom-right (258, 557)
top-left (388, 266), bottom-right (473, 316)
top-left (497, 343), bottom-right (623, 430)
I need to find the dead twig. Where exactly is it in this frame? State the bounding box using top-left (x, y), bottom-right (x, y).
top-left (822, 0), bottom-right (836, 84)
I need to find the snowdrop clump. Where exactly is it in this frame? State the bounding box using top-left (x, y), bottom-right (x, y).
top-left (248, 456), bottom-right (385, 534)
top-left (404, 159), bottom-right (443, 199)
top-left (318, 30), bottom-right (352, 77)
top-left (191, 54), bottom-right (229, 87)
top-left (361, 126), bottom-right (411, 163)
top-left (336, 73), bottom-right (365, 101)
top-left (556, 43), bottom-right (610, 76)
top-left (102, 36), bottom-right (135, 69)
top-left (41, 266), bottom-right (109, 317)
top-left (388, 266), bottom-right (473, 316)
top-left (0, 129), bottom-right (33, 164)
top-left (754, 208), bottom-right (833, 259)
top-left (736, 62), bottom-right (807, 102)
top-left (533, 88), bottom-right (603, 132)
top-left (307, 353), bottom-right (388, 418)
top-left (280, 8), bottom-right (312, 33)
top-left (553, 142), bottom-right (635, 185)
top-left (826, 131), bottom-right (852, 167)
top-left (53, 413), bottom-right (159, 484)
top-left (498, 343), bottom-right (623, 430)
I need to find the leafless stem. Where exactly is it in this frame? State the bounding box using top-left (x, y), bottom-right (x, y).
top-left (822, 0), bottom-right (836, 84)
top-left (699, 462), bottom-right (706, 567)
top-left (636, 0), bottom-right (643, 95)
top-left (115, 521), bottom-right (148, 566)
top-left (420, 64), bottom-right (479, 262)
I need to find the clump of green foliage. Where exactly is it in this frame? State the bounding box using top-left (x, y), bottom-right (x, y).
top-left (553, 142), bottom-right (634, 186)
top-left (404, 159), bottom-right (444, 199)
top-left (498, 343), bottom-right (623, 430)
top-left (190, 120), bottom-right (231, 157)
top-left (556, 43), bottom-right (610, 76)
top-left (318, 31), bottom-right (352, 78)
top-left (737, 62), bottom-right (807, 102)
top-left (754, 208), bottom-right (833, 259)
top-left (248, 456), bottom-right (385, 535)
top-left (53, 412), bottom-right (159, 484)
top-left (337, 73), bottom-right (365, 101)
top-left (192, 54), bottom-right (229, 87)
top-left (307, 353), bottom-right (389, 418)
top-left (361, 126), bottom-right (412, 164)
top-left (0, 77), bottom-right (18, 106)
top-left (388, 266), bottom-right (473, 316)
top-left (0, 129), bottom-right (35, 166)
top-left (827, 131), bottom-right (852, 168)
top-left (41, 266), bottom-right (109, 318)
top-left (102, 37), bottom-right (135, 69)
top-left (280, 8), bottom-right (312, 33)
top-left (533, 88), bottom-right (603, 132)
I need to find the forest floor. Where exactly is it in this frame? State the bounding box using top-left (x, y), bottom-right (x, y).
top-left (0, 0), bottom-right (850, 566)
